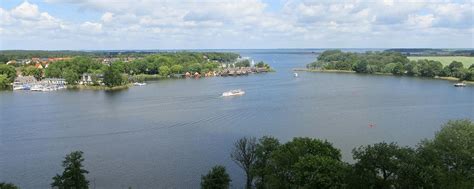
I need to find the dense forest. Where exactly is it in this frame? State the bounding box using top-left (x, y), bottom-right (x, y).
top-left (307, 50), bottom-right (474, 81)
top-left (2, 119), bottom-right (472, 189)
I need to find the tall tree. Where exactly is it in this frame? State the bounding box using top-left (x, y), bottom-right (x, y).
top-left (231, 137), bottom-right (257, 189)
top-left (201, 165), bottom-right (231, 189)
top-left (52, 151), bottom-right (89, 189)
top-left (351, 142), bottom-right (419, 189)
top-left (103, 64), bottom-right (124, 87)
top-left (417, 119), bottom-right (474, 188)
top-left (253, 136), bottom-right (280, 189)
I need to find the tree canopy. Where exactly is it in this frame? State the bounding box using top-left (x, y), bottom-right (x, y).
top-left (52, 151), bottom-right (89, 189)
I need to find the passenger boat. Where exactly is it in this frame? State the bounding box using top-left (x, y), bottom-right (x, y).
top-left (454, 83), bottom-right (466, 87)
top-left (133, 82), bottom-right (147, 86)
top-left (222, 89), bottom-right (245, 97)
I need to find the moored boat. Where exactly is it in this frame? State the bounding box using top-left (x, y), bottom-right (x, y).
top-left (133, 82), bottom-right (147, 86)
top-left (30, 85), bottom-right (44, 91)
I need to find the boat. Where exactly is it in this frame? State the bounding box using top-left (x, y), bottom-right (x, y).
top-left (133, 82), bottom-right (147, 86)
top-left (30, 84), bottom-right (44, 91)
top-left (454, 83), bottom-right (466, 87)
top-left (294, 72), bottom-right (298, 77)
top-left (13, 83), bottom-right (30, 90)
top-left (222, 89), bottom-right (245, 97)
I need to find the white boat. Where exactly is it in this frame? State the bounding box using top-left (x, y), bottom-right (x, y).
top-left (30, 84), bottom-right (44, 91)
top-left (454, 83), bottom-right (466, 87)
top-left (13, 83), bottom-right (30, 90)
top-left (294, 72), bottom-right (298, 77)
top-left (222, 89), bottom-right (245, 97)
top-left (133, 82), bottom-right (147, 86)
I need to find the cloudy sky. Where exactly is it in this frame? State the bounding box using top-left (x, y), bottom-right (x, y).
top-left (0, 0), bottom-right (472, 50)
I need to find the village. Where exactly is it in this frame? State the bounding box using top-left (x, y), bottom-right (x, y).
top-left (6, 55), bottom-right (271, 92)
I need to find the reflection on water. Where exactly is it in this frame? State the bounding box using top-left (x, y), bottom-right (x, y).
top-left (1, 50), bottom-right (473, 188)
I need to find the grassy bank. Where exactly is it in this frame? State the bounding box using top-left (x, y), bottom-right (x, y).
top-left (408, 56), bottom-right (474, 67)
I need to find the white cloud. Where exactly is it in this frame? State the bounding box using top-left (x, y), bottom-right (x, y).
top-left (80, 21), bottom-right (102, 33)
top-left (101, 12), bottom-right (114, 23)
top-left (406, 14), bottom-right (435, 28)
top-left (10, 1), bottom-right (40, 20)
top-left (1, 0), bottom-right (473, 49)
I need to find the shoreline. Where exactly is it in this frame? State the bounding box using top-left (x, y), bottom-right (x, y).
top-left (294, 68), bottom-right (474, 85)
top-left (67, 83), bottom-right (132, 91)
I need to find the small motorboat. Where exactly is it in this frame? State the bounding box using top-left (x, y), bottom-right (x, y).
top-left (13, 84), bottom-right (30, 90)
top-left (133, 82), bottom-right (147, 86)
top-left (294, 72), bottom-right (298, 77)
top-left (222, 89), bottom-right (245, 97)
top-left (454, 83), bottom-right (466, 87)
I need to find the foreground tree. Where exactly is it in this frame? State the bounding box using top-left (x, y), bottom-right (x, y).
top-left (253, 136), bottom-right (280, 189)
top-left (351, 142), bottom-right (419, 189)
top-left (230, 137), bottom-right (257, 189)
top-left (0, 182), bottom-right (19, 189)
top-left (201, 165), bottom-right (231, 189)
top-left (271, 137), bottom-right (344, 188)
top-left (417, 119), bottom-right (474, 188)
top-left (52, 151), bottom-right (89, 189)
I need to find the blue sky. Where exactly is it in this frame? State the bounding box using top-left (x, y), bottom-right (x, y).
top-left (0, 0), bottom-right (473, 50)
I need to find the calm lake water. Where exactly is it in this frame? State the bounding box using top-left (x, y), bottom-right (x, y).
top-left (1, 49), bottom-right (473, 188)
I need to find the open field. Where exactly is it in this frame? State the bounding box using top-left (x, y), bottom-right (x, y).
top-left (408, 56), bottom-right (474, 67)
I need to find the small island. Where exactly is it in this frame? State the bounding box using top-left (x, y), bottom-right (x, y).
top-left (0, 51), bottom-right (273, 91)
top-left (302, 49), bottom-right (474, 83)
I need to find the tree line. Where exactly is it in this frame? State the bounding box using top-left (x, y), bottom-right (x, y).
top-left (3, 119), bottom-right (471, 188)
top-left (307, 50), bottom-right (474, 81)
top-left (204, 119), bottom-right (473, 189)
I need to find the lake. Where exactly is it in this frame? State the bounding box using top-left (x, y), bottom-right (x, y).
top-left (1, 49), bottom-right (473, 188)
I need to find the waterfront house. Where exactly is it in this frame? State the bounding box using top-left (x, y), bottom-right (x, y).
top-left (80, 73), bottom-right (104, 85)
top-left (14, 76), bottom-right (37, 84)
top-left (42, 78), bottom-right (66, 85)
top-left (35, 63), bottom-right (44, 69)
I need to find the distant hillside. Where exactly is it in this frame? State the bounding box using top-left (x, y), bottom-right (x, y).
top-left (385, 48), bottom-right (474, 56)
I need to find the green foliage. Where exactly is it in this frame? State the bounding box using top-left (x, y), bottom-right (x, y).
top-left (171, 65), bottom-right (183, 74)
top-left (159, 65), bottom-right (171, 76)
top-left (21, 66), bottom-right (42, 80)
top-left (417, 119), bottom-right (474, 188)
top-left (188, 63), bottom-right (202, 73)
top-left (0, 74), bottom-right (9, 89)
top-left (0, 64), bottom-right (16, 83)
top-left (103, 64), bottom-right (125, 87)
top-left (63, 69), bottom-right (79, 85)
top-left (201, 165), bottom-right (231, 189)
top-left (307, 50), bottom-right (474, 81)
top-left (351, 142), bottom-right (419, 189)
top-left (270, 137), bottom-right (342, 187)
top-left (0, 182), bottom-right (19, 189)
top-left (235, 60), bottom-right (250, 68)
top-left (52, 151), bottom-right (89, 189)
top-left (255, 61), bottom-right (271, 70)
top-left (253, 136), bottom-right (280, 189)
top-left (231, 137), bottom-right (257, 189)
